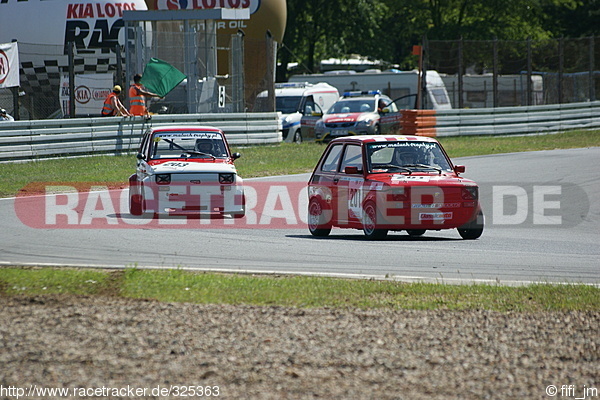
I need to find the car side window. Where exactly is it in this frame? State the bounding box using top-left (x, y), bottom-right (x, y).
top-left (320, 144), bottom-right (344, 172)
top-left (340, 145), bottom-right (363, 172)
top-left (303, 95), bottom-right (316, 115)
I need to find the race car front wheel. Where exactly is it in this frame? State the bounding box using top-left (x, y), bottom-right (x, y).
top-left (129, 193), bottom-right (143, 216)
top-left (457, 209), bottom-right (484, 240)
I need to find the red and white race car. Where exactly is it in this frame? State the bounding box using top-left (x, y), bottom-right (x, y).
top-left (307, 135), bottom-right (484, 239)
top-left (128, 126), bottom-right (245, 218)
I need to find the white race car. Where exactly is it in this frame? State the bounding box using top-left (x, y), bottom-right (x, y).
top-left (129, 125), bottom-right (245, 218)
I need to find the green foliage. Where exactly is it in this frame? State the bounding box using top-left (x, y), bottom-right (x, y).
top-left (280, 0), bottom-right (594, 77)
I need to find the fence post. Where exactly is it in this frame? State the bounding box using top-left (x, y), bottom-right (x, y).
top-left (493, 37), bottom-right (499, 108)
top-left (116, 44), bottom-right (123, 101)
top-left (558, 36), bottom-right (564, 104)
top-left (230, 30), bottom-right (245, 113)
top-left (458, 37), bottom-right (464, 109)
top-left (68, 41), bottom-right (75, 118)
top-left (526, 37), bottom-right (532, 106)
top-left (589, 36), bottom-right (596, 102)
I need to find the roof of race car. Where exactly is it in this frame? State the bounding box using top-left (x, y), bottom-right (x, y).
top-left (146, 125), bottom-right (224, 134)
top-left (329, 135), bottom-right (439, 144)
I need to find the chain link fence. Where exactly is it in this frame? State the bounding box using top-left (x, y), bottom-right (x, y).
top-left (1, 23), bottom-right (275, 119)
top-left (426, 36), bottom-right (599, 109)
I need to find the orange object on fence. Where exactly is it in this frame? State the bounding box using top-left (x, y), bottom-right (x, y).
top-left (400, 109), bottom-right (437, 137)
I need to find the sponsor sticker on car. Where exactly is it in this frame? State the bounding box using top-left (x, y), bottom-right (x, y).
top-left (419, 212), bottom-right (453, 221)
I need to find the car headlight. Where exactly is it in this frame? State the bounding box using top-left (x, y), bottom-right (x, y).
top-left (356, 118), bottom-right (374, 128)
top-left (155, 174), bottom-right (171, 184)
top-left (219, 173), bottom-right (235, 184)
top-left (461, 187), bottom-right (478, 200)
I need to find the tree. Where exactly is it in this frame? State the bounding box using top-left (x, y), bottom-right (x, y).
top-left (279, 0), bottom-right (595, 79)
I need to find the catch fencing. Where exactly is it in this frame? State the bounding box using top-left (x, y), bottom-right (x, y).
top-left (426, 36), bottom-right (599, 108)
top-left (0, 112), bottom-right (281, 163)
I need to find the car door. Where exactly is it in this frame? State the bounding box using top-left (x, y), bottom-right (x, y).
top-left (309, 142), bottom-right (344, 223)
top-left (300, 102), bottom-right (324, 141)
top-left (378, 98), bottom-right (402, 134)
top-left (335, 143), bottom-right (365, 225)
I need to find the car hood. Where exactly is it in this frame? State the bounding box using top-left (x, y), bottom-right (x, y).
top-left (148, 160), bottom-right (237, 174)
top-left (366, 172), bottom-right (477, 187)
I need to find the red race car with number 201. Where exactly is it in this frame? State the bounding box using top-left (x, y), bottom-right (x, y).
top-left (307, 135), bottom-right (484, 239)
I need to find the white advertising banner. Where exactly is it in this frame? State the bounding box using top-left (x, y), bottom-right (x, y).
top-left (0, 42), bottom-right (20, 89)
top-left (60, 74), bottom-right (113, 117)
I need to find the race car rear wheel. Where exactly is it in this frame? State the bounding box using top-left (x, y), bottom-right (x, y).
top-left (362, 201), bottom-right (388, 240)
top-left (406, 229), bottom-right (426, 237)
top-left (308, 198), bottom-right (331, 237)
top-left (458, 209), bottom-right (484, 240)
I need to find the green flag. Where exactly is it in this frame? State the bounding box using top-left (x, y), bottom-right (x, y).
top-left (140, 58), bottom-right (186, 98)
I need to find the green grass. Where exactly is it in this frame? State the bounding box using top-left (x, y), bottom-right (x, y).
top-left (1, 267), bottom-right (598, 312)
top-left (1, 129), bottom-right (599, 198)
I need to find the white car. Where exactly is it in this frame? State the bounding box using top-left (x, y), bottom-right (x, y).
top-left (128, 125), bottom-right (245, 218)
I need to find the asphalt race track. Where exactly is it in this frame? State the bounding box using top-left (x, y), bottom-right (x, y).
top-left (1, 147), bottom-right (598, 285)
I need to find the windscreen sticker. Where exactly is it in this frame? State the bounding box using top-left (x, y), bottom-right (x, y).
top-left (370, 142), bottom-right (436, 150)
top-left (154, 133), bottom-right (221, 140)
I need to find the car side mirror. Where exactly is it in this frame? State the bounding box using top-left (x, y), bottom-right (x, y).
top-left (232, 152), bottom-right (241, 160)
top-left (454, 165), bottom-right (466, 174)
top-left (344, 166), bottom-right (362, 175)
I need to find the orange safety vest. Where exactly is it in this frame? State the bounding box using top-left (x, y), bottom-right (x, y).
top-left (101, 92), bottom-right (118, 116)
top-left (129, 83), bottom-right (147, 116)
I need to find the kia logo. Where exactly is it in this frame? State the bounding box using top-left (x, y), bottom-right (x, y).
top-left (75, 85), bottom-right (91, 104)
top-left (0, 50), bottom-right (9, 84)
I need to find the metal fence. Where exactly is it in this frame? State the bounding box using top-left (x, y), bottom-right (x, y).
top-left (0, 112), bottom-right (281, 163)
top-left (1, 19), bottom-right (275, 120)
top-left (426, 36), bottom-right (599, 109)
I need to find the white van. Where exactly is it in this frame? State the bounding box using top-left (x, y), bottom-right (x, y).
top-left (256, 82), bottom-right (340, 142)
top-left (288, 70), bottom-right (452, 111)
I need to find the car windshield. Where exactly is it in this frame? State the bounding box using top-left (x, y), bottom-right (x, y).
top-left (327, 99), bottom-right (376, 114)
top-left (366, 141), bottom-right (453, 173)
top-left (150, 132), bottom-right (228, 159)
top-left (276, 96), bottom-right (303, 114)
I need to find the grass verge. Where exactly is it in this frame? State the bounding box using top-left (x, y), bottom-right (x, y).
top-left (1, 129), bottom-right (599, 198)
top-left (1, 267), bottom-right (598, 312)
